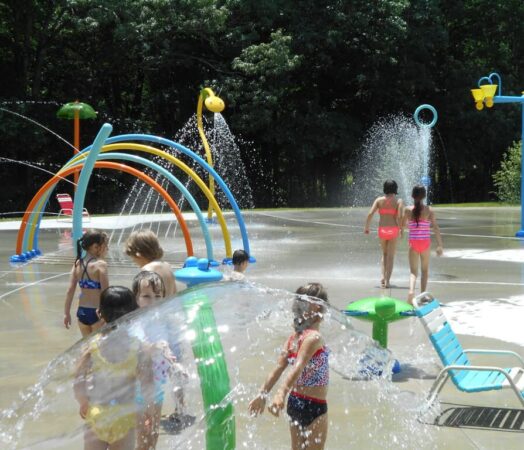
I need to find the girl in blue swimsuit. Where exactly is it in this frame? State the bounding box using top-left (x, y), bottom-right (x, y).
top-left (64, 229), bottom-right (109, 337)
top-left (249, 283), bottom-right (330, 450)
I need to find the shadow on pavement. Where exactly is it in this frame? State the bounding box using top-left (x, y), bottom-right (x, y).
top-left (435, 404), bottom-right (524, 432)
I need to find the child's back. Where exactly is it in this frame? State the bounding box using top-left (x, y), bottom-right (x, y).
top-left (125, 229), bottom-right (177, 297)
top-left (142, 260), bottom-right (176, 297)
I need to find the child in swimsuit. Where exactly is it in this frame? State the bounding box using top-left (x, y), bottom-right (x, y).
top-left (248, 283), bottom-right (330, 450)
top-left (132, 271), bottom-right (177, 450)
top-left (64, 229), bottom-right (109, 337)
top-left (364, 180), bottom-right (404, 289)
top-left (125, 229), bottom-right (177, 297)
top-left (401, 185), bottom-right (443, 304)
top-left (74, 286), bottom-right (155, 450)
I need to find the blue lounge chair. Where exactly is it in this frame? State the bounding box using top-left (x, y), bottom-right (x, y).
top-left (413, 293), bottom-right (524, 408)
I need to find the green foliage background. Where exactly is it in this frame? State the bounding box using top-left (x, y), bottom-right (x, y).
top-left (1, 0), bottom-right (523, 213)
top-left (493, 141), bottom-right (521, 203)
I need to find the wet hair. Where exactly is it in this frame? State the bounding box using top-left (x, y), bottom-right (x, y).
top-left (383, 180), bottom-right (398, 195)
top-left (232, 249), bottom-right (249, 266)
top-left (131, 270), bottom-right (166, 299)
top-left (292, 282), bottom-right (329, 333)
top-left (99, 286), bottom-right (137, 323)
top-left (76, 229), bottom-right (108, 261)
top-left (411, 185), bottom-right (427, 224)
top-left (124, 229), bottom-right (163, 261)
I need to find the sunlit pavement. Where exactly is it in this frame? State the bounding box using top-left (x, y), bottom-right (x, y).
top-left (0, 207), bottom-right (523, 448)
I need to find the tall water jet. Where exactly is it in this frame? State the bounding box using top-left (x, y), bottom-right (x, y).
top-left (352, 105), bottom-right (437, 206)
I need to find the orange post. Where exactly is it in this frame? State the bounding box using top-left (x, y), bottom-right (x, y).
top-left (73, 108), bottom-right (80, 188)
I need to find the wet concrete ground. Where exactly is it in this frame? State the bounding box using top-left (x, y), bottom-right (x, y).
top-left (0, 207), bottom-right (523, 448)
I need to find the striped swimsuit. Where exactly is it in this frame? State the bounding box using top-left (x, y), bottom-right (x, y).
top-left (408, 219), bottom-right (431, 253)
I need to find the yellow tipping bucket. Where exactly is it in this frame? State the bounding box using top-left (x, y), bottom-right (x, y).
top-left (480, 84), bottom-right (498, 107)
top-left (471, 88), bottom-right (485, 110)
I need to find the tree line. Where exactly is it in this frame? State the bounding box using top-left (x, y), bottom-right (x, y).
top-left (1, 0), bottom-right (523, 214)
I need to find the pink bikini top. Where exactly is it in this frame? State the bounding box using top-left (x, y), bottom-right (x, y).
top-left (378, 197), bottom-right (398, 216)
top-left (287, 330), bottom-right (330, 387)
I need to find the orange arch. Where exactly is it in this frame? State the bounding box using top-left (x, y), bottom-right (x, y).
top-left (16, 161), bottom-right (194, 256)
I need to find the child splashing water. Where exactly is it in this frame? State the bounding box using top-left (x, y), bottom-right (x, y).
top-left (64, 230), bottom-right (109, 337)
top-left (402, 185), bottom-right (443, 304)
top-left (249, 283), bottom-right (330, 450)
top-left (74, 286), bottom-right (154, 450)
top-left (364, 180), bottom-right (404, 289)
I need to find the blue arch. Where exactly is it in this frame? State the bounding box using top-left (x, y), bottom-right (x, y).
top-left (76, 134), bottom-right (252, 259)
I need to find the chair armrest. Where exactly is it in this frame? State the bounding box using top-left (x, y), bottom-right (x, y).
top-left (440, 364), bottom-right (522, 390)
top-left (463, 349), bottom-right (524, 367)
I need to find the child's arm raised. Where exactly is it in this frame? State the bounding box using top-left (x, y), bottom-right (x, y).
top-left (64, 264), bottom-right (78, 329)
top-left (429, 207), bottom-right (443, 256)
top-left (248, 347), bottom-right (289, 417)
top-left (268, 332), bottom-right (322, 417)
top-left (364, 198), bottom-right (380, 234)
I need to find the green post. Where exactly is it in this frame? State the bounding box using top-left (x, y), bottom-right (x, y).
top-left (184, 292), bottom-right (235, 449)
top-left (372, 298), bottom-right (397, 348)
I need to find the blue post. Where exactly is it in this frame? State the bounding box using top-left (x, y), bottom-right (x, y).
top-left (72, 124), bottom-right (113, 243)
top-left (475, 73), bottom-right (524, 237)
top-left (518, 106), bottom-right (524, 238)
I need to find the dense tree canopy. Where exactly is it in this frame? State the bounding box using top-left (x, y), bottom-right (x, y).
top-left (0, 0), bottom-right (523, 213)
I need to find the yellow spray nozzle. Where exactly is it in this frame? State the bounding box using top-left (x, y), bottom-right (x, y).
top-left (204, 95), bottom-right (225, 113)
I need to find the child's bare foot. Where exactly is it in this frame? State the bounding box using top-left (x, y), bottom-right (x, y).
top-left (380, 279), bottom-right (386, 289)
top-left (407, 292), bottom-right (415, 305)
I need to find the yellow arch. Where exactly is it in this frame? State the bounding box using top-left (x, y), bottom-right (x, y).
top-left (63, 143), bottom-right (232, 257)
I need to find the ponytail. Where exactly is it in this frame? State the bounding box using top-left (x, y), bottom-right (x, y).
top-left (411, 185), bottom-right (427, 224)
top-left (75, 229), bottom-right (108, 262)
top-left (75, 236), bottom-right (84, 262)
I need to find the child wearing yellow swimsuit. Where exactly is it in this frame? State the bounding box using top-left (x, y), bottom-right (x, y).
top-left (74, 286), bottom-right (155, 450)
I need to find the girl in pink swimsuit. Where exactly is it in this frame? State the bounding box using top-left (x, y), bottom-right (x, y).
top-left (364, 180), bottom-right (404, 288)
top-left (248, 283), bottom-right (330, 450)
top-left (401, 185), bottom-right (444, 304)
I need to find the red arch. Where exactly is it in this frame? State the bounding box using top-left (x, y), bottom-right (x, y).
top-left (17, 161), bottom-right (194, 256)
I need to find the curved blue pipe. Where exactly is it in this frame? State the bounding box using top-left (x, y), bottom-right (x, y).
top-left (74, 134), bottom-right (252, 258)
top-left (71, 153), bottom-right (214, 260)
top-left (73, 124), bottom-right (113, 243)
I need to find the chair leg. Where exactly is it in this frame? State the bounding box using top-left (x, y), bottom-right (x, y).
top-left (427, 371), bottom-right (450, 406)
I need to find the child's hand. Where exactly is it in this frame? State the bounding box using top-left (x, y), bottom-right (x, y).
top-left (248, 393), bottom-right (266, 417)
top-left (64, 312), bottom-right (71, 329)
top-left (79, 401), bottom-right (89, 419)
top-left (268, 392), bottom-right (285, 417)
top-left (436, 246), bottom-right (443, 256)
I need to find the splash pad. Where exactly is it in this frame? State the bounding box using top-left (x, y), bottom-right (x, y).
top-left (2, 94), bottom-right (523, 449)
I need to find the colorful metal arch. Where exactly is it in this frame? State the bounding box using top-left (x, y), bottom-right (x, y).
top-left (24, 152), bottom-right (219, 261)
top-left (80, 134), bottom-right (253, 260)
top-left (65, 143), bottom-right (233, 258)
top-left (16, 162), bottom-right (194, 257)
